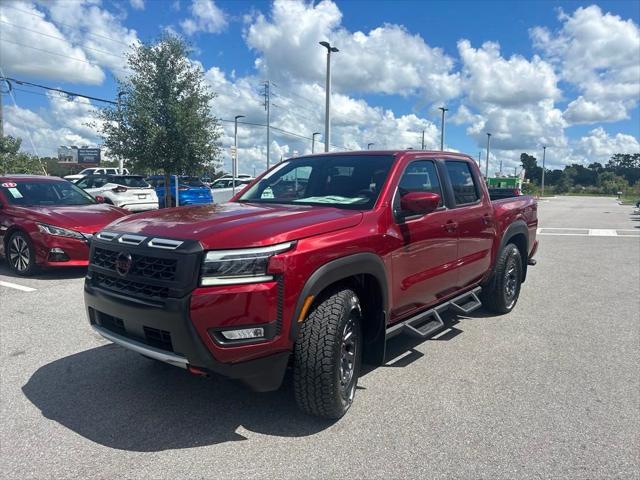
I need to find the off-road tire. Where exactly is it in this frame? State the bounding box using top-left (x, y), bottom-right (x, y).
top-left (481, 243), bottom-right (523, 314)
top-left (6, 231), bottom-right (37, 276)
top-left (293, 288), bottom-right (363, 419)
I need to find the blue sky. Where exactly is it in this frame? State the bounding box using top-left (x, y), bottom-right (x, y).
top-left (1, 0), bottom-right (639, 175)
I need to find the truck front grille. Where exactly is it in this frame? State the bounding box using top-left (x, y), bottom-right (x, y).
top-left (93, 247), bottom-right (178, 281)
top-left (94, 272), bottom-right (169, 299)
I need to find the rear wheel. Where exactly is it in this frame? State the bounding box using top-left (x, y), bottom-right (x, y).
top-left (6, 231), bottom-right (37, 276)
top-left (293, 288), bottom-right (362, 419)
top-left (482, 243), bottom-right (522, 314)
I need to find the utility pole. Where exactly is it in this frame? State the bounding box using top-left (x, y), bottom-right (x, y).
top-left (312, 132), bottom-right (321, 153)
top-left (263, 81), bottom-right (271, 170)
top-left (541, 146), bottom-right (547, 197)
top-left (233, 115), bottom-right (245, 195)
top-left (485, 133), bottom-right (492, 178)
top-left (438, 107), bottom-right (448, 151)
top-left (320, 41), bottom-right (339, 153)
top-left (367, 143), bottom-right (375, 150)
top-left (421, 129), bottom-right (425, 150)
top-left (478, 151), bottom-right (482, 165)
top-left (499, 159), bottom-right (503, 175)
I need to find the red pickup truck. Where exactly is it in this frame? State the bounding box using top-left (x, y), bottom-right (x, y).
top-left (85, 151), bottom-right (538, 418)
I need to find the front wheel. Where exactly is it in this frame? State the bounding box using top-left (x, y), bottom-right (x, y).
top-left (6, 231), bottom-right (37, 276)
top-left (293, 288), bottom-right (363, 419)
top-left (481, 243), bottom-right (523, 314)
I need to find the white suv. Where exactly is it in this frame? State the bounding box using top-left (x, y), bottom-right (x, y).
top-left (64, 167), bottom-right (129, 182)
top-left (75, 175), bottom-right (158, 212)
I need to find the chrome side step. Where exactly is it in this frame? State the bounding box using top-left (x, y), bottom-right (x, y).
top-left (386, 287), bottom-right (482, 340)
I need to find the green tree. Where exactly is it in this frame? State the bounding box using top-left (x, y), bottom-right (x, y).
top-left (96, 34), bottom-right (221, 206)
top-left (0, 135), bottom-right (46, 175)
top-left (520, 153), bottom-right (542, 185)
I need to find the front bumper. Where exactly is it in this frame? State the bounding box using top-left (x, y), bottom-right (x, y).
top-left (33, 232), bottom-right (91, 267)
top-left (85, 281), bottom-right (290, 391)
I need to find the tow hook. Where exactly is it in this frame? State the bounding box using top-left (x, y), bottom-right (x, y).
top-left (187, 365), bottom-right (209, 377)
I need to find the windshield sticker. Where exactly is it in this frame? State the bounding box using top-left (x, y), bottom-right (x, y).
top-left (293, 196), bottom-right (366, 204)
top-left (1, 182), bottom-right (17, 188)
top-left (7, 188), bottom-right (23, 199)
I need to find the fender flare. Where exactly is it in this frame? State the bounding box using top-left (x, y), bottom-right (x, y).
top-left (289, 252), bottom-right (389, 342)
top-left (494, 219), bottom-right (529, 282)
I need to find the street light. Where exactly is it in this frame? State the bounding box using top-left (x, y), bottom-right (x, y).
top-left (117, 91), bottom-right (127, 174)
top-left (319, 41), bottom-right (339, 153)
top-left (485, 132), bottom-right (492, 178)
top-left (421, 129), bottom-right (425, 150)
top-left (367, 143), bottom-right (375, 150)
top-left (312, 132), bottom-right (321, 153)
top-left (541, 146), bottom-right (547, 197)
top-left (233, 115), bottom-right (245, 194)
top-left (438, 107), bottom-right (448, 151)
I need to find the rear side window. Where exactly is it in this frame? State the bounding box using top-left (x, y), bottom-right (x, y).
top-left (445, 161), bottom-right (480, 205)
top-left (108, 176), bottom-right (149, 187)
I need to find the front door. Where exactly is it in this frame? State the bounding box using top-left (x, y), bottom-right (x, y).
top-left (390, 160), bottom-right (459, 321)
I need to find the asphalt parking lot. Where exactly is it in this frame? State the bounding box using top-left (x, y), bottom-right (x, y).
top-left (1, 196), bottom-right (638, 479)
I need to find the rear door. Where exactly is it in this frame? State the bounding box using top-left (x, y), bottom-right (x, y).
top-left (390, 159), bottom-right (459, 320)
top-left (444, 160), bottom-right (495, 288)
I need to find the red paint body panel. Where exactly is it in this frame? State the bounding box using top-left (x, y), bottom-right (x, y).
top-left (0, 175), bottom-right (128, 267)
top-left (88, 151), bottom-right (538, 370)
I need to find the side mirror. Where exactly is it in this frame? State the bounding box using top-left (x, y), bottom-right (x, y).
top-left (400, 191), bottom-right (441, 215)
top-left (95, 195), bottom-right (105, 204)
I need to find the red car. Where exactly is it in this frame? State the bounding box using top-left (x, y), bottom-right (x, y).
top-left (0, 175), bottom-right (128, 275)
top-left (84, 151), bottom-right (538, 418)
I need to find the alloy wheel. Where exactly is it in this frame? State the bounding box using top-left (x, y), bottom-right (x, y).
top-left (339, 313), bottom-right (358, 400)
top-left (9, 236), bottom-right (30, 272)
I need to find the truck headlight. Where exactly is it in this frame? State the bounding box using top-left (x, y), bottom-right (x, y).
top-left (200, 242), bottom-right (294, 286)
top-left (37, 223), bottom-right (85, 239)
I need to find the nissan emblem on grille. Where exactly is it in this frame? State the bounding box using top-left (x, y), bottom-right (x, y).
top-left (115, 252), bottom-right (133, 277)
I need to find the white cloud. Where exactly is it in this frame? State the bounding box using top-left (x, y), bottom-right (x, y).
top-left (0, 1), bottom-right (105, 84)
top-left (43, 0), bottom-right (140, 79)
top-left (130, 0), bottom-right (144, 10)
top-left (181, 0), bottom-right (227, 35)
top-left (457, 39), bottom-right (560, 108)
top-left (574, 127), bottom-right (640, 163)
top-left (563, 96), bottom-right (630, 125)
top-left (4, 93), bottom-right (102, 157)
top-left (245, 0), bottom-right (459, 102)
top-left (531, 5), bottom-right (640, 124)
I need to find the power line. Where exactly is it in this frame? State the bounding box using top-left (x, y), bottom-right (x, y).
top-left (0, 20), bottom-right (127, 59)
top-left (1, 3), bottom-right (133, 47)
top-left (0, 39), bottom-right (127, 73)
top-left (1, 77), bottom-right (117, 104)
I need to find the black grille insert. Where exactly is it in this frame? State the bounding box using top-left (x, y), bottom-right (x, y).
top-left (92, 247), bottom-right (177, 281)
top-left (143, 326), bottom-right (173, 351)
top-left (94, 272), bottom-right (169, 299)
top-left (99, 312), bottom-right (126, 336)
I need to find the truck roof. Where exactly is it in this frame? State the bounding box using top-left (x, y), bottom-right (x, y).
top-left (291, 150), bottom-right (473, 160)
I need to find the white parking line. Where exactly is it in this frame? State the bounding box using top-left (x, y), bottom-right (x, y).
top-left (0, 280), bottom-right (36, 292)
top-left (537, 227), bottom-right (640, 237)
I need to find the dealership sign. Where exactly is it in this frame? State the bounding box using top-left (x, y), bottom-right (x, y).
top-left (77, 148), bottom-right (101, 164)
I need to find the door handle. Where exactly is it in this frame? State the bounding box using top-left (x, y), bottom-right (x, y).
top-left (443, 220), bottom-right (458, 232)
top-left (482, 214), bottom-right (492, 225)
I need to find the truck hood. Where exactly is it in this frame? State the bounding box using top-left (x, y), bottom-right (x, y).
top-left (13, 204), bottom-right (127, 234)
top-left (105, 202), bottom-right (364, 249)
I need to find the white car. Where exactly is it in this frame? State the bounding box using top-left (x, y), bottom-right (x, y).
top-left (210, 178), bottom-right (253, 203)
top-left (64, 167), bottom-right (130, 182)
top-left (75, 174), bottom-right (158, 212)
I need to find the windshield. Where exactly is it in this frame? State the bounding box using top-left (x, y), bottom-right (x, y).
top-left (107, 176), bottom-right (150, 187)
top-left (238, 155), bottom-right (395, 210)
top-left (1, 180), bottom-right (96, 206)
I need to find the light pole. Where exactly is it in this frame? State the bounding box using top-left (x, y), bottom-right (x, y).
top-left (438, 107), bottom-right (448, 151)
top-left (478, 151), bottom-right (482, 165)
top-left (485, 133), bottom-right (492, 178)
top-left (312, 132), bottom-right (321, 153)
top-left (541, 146), bottom-right (546, 197)
top-left (421, 129), bottom-right (425, 150)
top-left (117, 91), bottom-right (126, 174)
top-left (367, 143), bottom-right (375, 150)
top-left (233, 115), bottom-right (245, 194)
top-left (319, 41), bottom-right (339, 153)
